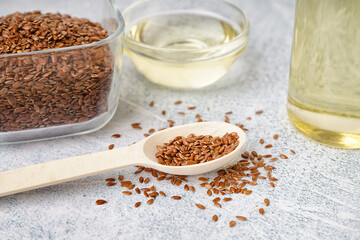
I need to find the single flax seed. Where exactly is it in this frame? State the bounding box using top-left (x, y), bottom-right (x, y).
top-left (236, 216), bottom-right (247, 221)
top-left (195, 204), bottom-right (206, 210)
top-left (95, 200), bottom-right (107, 205)
top-left (259, 208), bottom-right (265, 215)
top-left (147, 199), bottom-right (154, 205)
top-left (171, 196), bottom-right (182, 200)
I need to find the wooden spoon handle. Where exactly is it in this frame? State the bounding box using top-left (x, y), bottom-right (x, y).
top-left (0, 143), bottom-right (143, 197)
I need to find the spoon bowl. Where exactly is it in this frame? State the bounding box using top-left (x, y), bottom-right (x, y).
top-left (141, 121), bottom-right (246, 175)
top-left (0, 121), bottom-right (246, 197)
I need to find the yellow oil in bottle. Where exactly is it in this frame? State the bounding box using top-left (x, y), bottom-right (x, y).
top-left (288, 0), bottom-right (360, 148)
top-left (124, 13), bottom-right (247, 88)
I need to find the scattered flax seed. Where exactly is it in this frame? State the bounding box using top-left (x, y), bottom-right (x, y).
top-left (188, 106), bottom-right (196, 110)
top-left (290, 149), bottom-right (296, 154)
top-left (246, 117), bottom-right (251, 120)
top-left (236, 216), bottom-right (247, 221)
top-left (149, 192), bottom-right (159, 198)
top-left (144, 177), bottom-right (150, 184)
top-left (269, 177), bottom-right (278, 182)
top-left (159, 191), bottom-right (166, 197)
top-left (174, 101), bottom-right (182, 105)
top-left (264, 198), bottom-right (270, 206)
top-left (270, 182), bottom-right (275, 187)
top-left (162, 110), bottom-right (166, 115)
top-left (270, 157), bottom-right (278, 162)
top-left (134, 168), bottom-right (143, 174)
top-left (273, 134), bottom-right (279, 140)
top-left (155, 132), bottom-right (240, 166)
top-left (135, 188), bottom-right (141, 194)
top-left (111, 134), bottom-right (121, 138)
top-left (259, 208), bottom-right (265, 215)
top-left (105, 178), bottom-right (116, 182)
top-left (263, 154), bottom-right (272, 158)
top-left (195, 114), bottom-right (201, 119)
top-left (139, 176), bottom-right (144, 183)
top-left (171, 196), bottom-right (182, 200)
top-left (207, 190), bottom-right (212, 196)
top-left (108, 144), bottom-right (114, 150)
top-left (265, 144), bottom-right (273, 148)
top-left (118, 175), bottom-right (124, 181)
top-left (189, 186), bottom-right (195, 192)
top-left (225, 115), bottom-right (230, 123)
top-left (198, 177), bottom-right (209, 182)
top-left (106, 182), bottom-right (116, 187)
top-left (131, 123), bottom-right (142, 130)
top-left (122, 191), bottom-right (132, 195)
top-left (149, 128), bottom-right (155, 134)
top-left (225, 111), bottom-right (233, 115)
top-left (134, 202), bottom-right (141, 208)
top-left (214, 202), bottom-right (222, 208)
top-left (260, 139), bottom-right (265, 144)
top-left (195, 204), bottom-right (206, 210)
top-left (149, 101), bottom-right (154, 107)
top-left (184, 185), bottom-right (189, 191)
top-left (280, 154), bottom-right (288, 159)
top-left (96, 200), bottom-right (107, 205)
top-left (167, 120), bottom-right (175, 127)
top-left (213, 197), bottom-right (220, 203)
top-left (229, 221), bottom-right (236, 227)
top-left (255, 110), bottom-right (263, 115)
top-left (223, 198), bottom-right (232, 202)
top-left (178, 112), bottom-right (185, 115)
top-left (212, 215), bottom-right (218, 222)
top-left (147, 199), bottom-right (154, 205)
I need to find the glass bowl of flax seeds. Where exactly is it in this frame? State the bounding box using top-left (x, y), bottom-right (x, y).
top-left (0, 0), bottom-right (124, 143)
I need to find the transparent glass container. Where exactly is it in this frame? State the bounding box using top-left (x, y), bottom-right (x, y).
top-left (288, 0), bottom-right (360, 149)
top-left (123, 0), bottom-right (249, 89)
top-left (0, 0), bottom-right (124, 144)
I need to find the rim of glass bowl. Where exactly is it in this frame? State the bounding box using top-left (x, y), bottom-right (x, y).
top-left (123, 0), bottom-right (249, 63)
top-left (0, 0), bottom-right (125, 59)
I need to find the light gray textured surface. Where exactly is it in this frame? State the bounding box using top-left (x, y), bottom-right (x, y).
top-left (1, 0), bottom-right (359, 239)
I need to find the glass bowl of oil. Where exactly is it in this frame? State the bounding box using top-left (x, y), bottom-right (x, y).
top-left (123, 0), bottom-right (249, 89)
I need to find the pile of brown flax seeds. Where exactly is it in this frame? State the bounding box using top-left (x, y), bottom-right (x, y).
top-left (155, 132), bottom-right (240, 166)
top-left (97, 101), bottom-right (295, 227)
